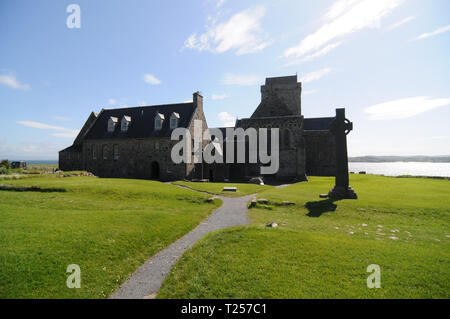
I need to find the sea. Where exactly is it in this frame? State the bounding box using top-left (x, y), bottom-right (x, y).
top-left (349, 162), bottom-right (450, 177)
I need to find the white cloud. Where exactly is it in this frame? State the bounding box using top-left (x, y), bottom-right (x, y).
top-left (217, 111), bottom-right (236, 127)
top-left (212, 93), bottom-right (228, 100)
top-left (387, 16), bottom-right (415, 31)
top-left (143, 74), bottom-right (161, 85)
top-left (0, 74), bottom-right (30, 90)
top-left (299, 68), bottom-right (332, 83)
top-left (17, 121), bottom-right (79, 138)
top-left (284, 42), bottom-right (343, 66)
top-left (303, 89), bottom-right (319, 96)
top-left (51, 115), bottom-right (70, 122)
top-left (283, 0), bottom-right (403, 60)
top-left (223, 74), bottom-right (261, 86)
top-left (418, 136), bottom-right (450, 141)
top-left (51, 132), bottom-right (79, 138)
top-left (324, 0), bottom-right (360, 20)
top-left (216, 0), bottom-right (226, 8)
top-left (0, 138), bottom-right (65, 160)
top-left (412, 25), bottom-right (450, 41)
top-left (183, 6), bottom-right (271, 55)
top-left (108, 98), bottom-right (118, 105)
top-left (365, 96), bottom-right (450, 120)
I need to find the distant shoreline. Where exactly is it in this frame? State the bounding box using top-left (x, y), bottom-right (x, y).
top-left (9, 160), bottom-right (58, 165)
top-left (349, 155), bottom-right (450, 163)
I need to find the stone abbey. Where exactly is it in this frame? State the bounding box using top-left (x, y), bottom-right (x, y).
top-left (59, 75), bottom-right (336, 182)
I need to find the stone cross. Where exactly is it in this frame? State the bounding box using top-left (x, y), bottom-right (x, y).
top-left (328, 108), bottom-right (357, 199)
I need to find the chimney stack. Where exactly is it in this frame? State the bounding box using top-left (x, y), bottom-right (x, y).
top-left (193, 91), bottom-right (203, 112)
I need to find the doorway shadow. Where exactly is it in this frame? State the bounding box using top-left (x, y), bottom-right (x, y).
top-left (305, 199), bottom-right (337, 218)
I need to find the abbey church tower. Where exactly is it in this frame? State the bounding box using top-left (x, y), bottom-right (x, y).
top-left (260, 75), bottom-right (302, 115)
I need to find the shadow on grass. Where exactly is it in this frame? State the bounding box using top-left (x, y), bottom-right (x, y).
top-left (305, 199), bottom-right (337, 217)
top-left (0, 184), bottom-right (66, 192)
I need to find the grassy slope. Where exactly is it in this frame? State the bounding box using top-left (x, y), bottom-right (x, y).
top-left (0, 176), bottom-right (220, 298)
top-left (158, 175), bottom-right (450, 298)
top-left (173, 181), bottom-right (270, 197)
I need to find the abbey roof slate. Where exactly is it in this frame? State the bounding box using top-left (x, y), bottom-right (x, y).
top-left (84, 102), bottom-right (195, 140)
top-left (251, 94), bottom-right (294, 118)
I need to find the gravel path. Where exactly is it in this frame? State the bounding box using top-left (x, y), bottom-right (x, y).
top-left (110, 191), bottom-right (254, 299)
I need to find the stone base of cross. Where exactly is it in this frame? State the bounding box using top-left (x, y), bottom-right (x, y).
top-left (328, 185), bottom-right (358, 199)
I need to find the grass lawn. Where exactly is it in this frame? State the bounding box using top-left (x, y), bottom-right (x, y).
top-left (172, 181), bottom-right (271, 197)
top-left (27, 164), bottom-right (58, 168)
top-left (0, 176), bottom-right (220, 298)
top-left (158, 175), bottom-right (450, 298)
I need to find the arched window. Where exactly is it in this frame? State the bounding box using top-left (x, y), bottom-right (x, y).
top-left (154, 113), bottom-right (164, 130)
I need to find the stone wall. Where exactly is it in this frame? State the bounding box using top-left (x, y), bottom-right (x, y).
top-left (235, 115), bottom-right (306, 180)
top-left (186, 92), bottom-right (209, 179)
top-left (58, 148), bottom-right (83, 171)
top-left (82, 137), bottom-right (187, 180)
top-left (260, 81), bottom-right (302, 115)
top-left (303, 130), bottom-right (336, 176)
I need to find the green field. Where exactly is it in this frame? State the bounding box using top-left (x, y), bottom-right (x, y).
top-left (173, 180), bottom-right (271, 197)
top-left (1, 174), bottom-right (449, 298)
top-left (0, 176), bottom-right (221, 298)
top-left (158, 175), bottom-right (450, 298)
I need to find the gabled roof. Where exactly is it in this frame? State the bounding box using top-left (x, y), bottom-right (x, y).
top-left (250, 94), bottom-right (294, 118)
top-left (59, 144), bottom-right (82, 153)
top-left (84, 102), bottom-right (195, 140)
top-left (303, 117), bottom-right (334, 131)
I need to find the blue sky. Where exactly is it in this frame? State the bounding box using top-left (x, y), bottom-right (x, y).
top-left (0, 0), bottom-right (449, 160)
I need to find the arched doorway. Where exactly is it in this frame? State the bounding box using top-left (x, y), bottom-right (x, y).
top-left (151, 161), bottom-right (160, 180)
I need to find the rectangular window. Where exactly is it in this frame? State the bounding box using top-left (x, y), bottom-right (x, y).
top-left (92, 146), bottom-right (96, 159)
top-left (113, 144), bottom-right (119, 160)
top-left (102, 144), bottom-right (108, 160)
